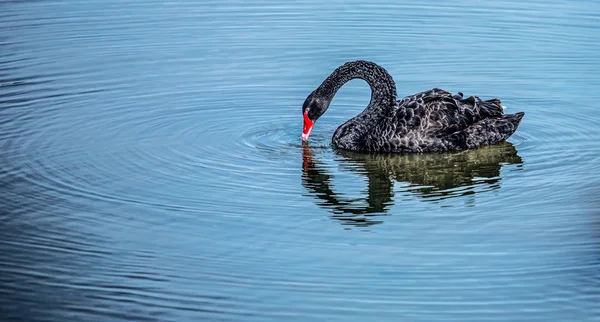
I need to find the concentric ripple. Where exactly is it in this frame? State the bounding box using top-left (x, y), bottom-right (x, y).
top-left (2, 0), bottom-right (600, 321)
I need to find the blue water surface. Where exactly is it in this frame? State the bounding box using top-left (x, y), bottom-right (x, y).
top-left (1, 0), bottom-right (599, 321)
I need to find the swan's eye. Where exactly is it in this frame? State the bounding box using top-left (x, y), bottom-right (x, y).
top-left (304, 108), bottom-right (310, 114)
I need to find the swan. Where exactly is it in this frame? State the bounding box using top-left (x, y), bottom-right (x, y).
top-left (301, 60), bottom-right (524, 153)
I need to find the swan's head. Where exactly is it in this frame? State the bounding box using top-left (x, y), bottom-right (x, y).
top-left (301, 92), bottom-right (330, 141)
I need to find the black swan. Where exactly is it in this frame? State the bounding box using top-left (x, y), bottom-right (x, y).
top-left (301, 60), bottom-right (524, 153)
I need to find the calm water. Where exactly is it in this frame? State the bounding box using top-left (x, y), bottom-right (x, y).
top-left (1, 0), bottom-right (600, 321)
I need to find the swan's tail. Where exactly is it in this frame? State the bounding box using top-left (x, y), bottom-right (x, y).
top-left (487, 98), bottom-right (507, 111)
top-left (446, 112), bottom-right (525, 149)
top-left (481, 98), bottom-right (505, 116)
top-left (457, 95), bottom-right (505, 119)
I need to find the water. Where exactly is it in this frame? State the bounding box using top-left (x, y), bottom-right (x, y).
top-left (1, 0), bottom-right (599, 321)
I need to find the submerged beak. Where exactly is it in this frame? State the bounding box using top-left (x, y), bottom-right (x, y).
top-left (302, 111), bottom-right (314, 141)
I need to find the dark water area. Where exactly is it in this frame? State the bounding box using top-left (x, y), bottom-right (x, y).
top-left (1, 0), bottom-right (600, 321)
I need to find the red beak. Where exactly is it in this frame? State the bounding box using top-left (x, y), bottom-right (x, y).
top-left (302, 111), bottom-right (314, 141)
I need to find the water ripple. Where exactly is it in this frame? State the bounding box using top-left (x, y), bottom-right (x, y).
top-left (1, 0), bottom-right (600, 321)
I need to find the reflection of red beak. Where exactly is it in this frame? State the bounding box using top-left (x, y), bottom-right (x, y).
top-left (302, 143), bottom-right (313, 172)
top-left (302, 111), bottom-right (314, 141)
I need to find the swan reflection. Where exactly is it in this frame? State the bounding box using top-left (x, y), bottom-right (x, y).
top-left (301, 143), bottom-right (523, 227)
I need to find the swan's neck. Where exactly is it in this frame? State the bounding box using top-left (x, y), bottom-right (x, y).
top-left (315, 60), bottom-right (397, 110)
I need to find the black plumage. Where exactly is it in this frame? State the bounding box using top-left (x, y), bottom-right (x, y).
top-left (301, 60), bottom-right (524, 153)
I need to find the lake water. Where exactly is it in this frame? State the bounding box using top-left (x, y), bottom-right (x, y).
top-left (1, 0), bottom-right (599, 321)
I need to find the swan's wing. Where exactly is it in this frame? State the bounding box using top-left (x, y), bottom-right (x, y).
top-left (393, 88), bottom-right (505, 136)
top-left (359, 88), bottom-right (522, 152)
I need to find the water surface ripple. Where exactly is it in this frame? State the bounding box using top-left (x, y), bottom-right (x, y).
top-left (1, 0), bottom-right (600, 321)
